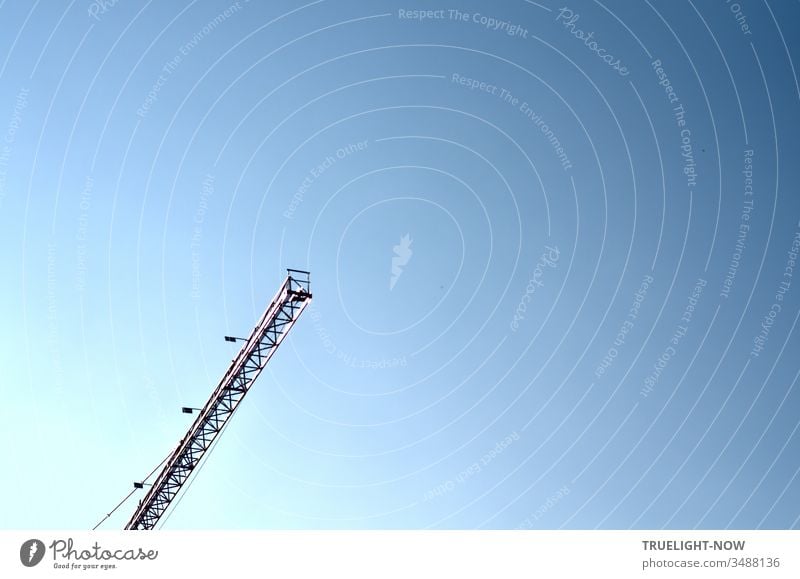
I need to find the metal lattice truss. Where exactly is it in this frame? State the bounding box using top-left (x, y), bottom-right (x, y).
top-left (125, 270), bottom-right (312, 530)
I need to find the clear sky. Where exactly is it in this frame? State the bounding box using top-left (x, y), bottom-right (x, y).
top-left (1, 0), bottom-right (799, 530)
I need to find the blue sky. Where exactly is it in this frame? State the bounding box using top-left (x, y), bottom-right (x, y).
top-left (1, 0), bottom-right (799, 530)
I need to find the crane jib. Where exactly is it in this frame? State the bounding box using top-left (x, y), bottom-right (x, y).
top-left (124, 270), bottom-right (311, 530)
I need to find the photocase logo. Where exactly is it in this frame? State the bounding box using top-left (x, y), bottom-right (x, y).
top-left (390, 234), bottom-right (413, 290)
top-left (20, 539), bottom-right (45, 567)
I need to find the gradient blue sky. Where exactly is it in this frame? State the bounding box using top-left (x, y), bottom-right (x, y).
top-left (1, 0), bottom-right (799, 530)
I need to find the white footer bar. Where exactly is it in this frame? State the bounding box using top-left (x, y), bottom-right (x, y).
top-left (2, 530), bottom-right (797, 578)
